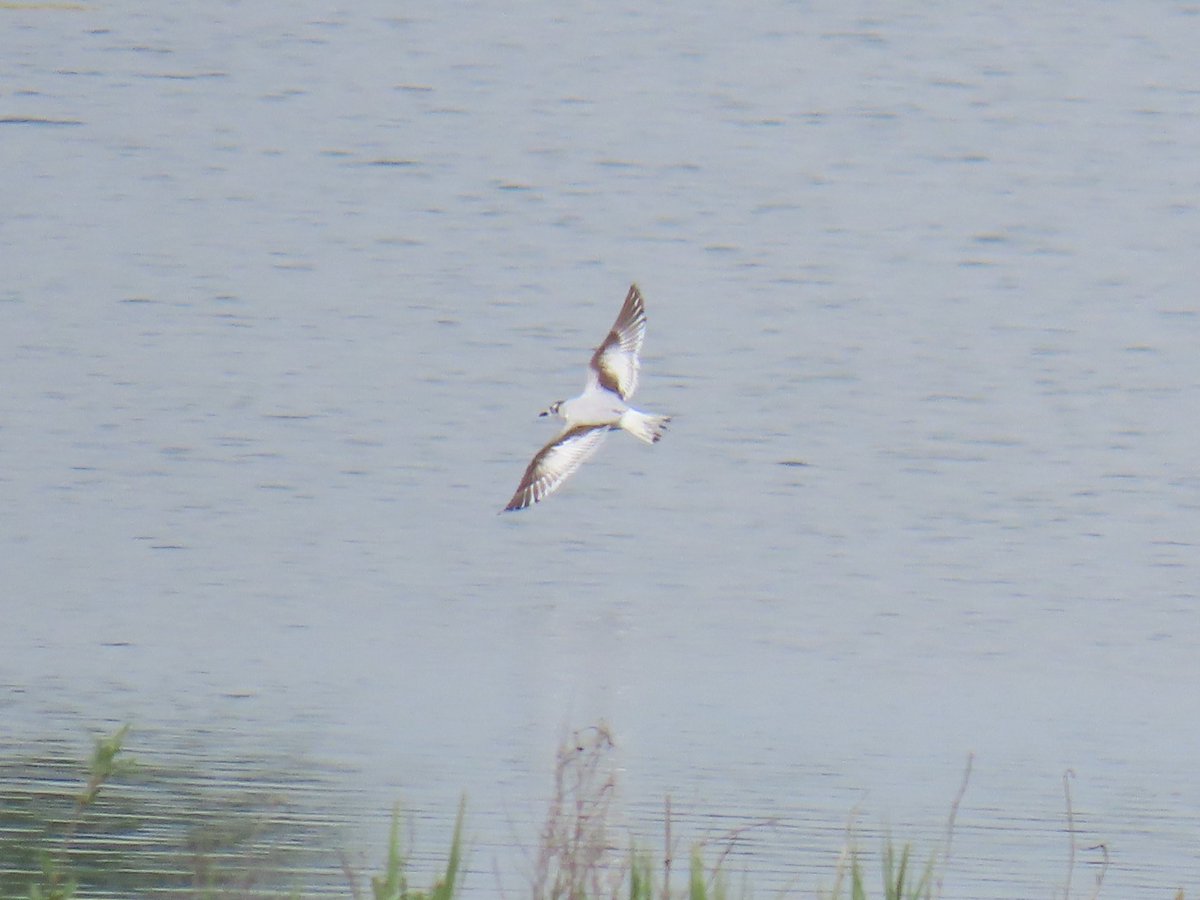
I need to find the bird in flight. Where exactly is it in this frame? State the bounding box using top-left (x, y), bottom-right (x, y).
top-left (503, 283), bottom-right (670, 512)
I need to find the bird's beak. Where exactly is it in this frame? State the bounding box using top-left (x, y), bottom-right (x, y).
top-left (538, 409), bottom-right (550, 417)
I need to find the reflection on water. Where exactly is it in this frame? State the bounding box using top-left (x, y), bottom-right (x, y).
top-left (0, 727), bottom-right (1114, 900)
top-left (0, 735), bottom-right (350, 898)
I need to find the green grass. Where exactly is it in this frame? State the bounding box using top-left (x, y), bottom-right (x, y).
top-left (818, 840), bottom-right (935, 900)
top-left (25, 723), bottom-right (136, 900)
top-left (361, 799), bottom-right (465, 900)
top-left (1, 723), bottom-right (1181, 900)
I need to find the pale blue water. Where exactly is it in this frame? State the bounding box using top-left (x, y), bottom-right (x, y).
top-left (3, 2), bottom-right (1199, 897)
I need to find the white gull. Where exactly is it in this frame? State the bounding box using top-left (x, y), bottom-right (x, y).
top-left (503, 283), bottom-right (670, 512)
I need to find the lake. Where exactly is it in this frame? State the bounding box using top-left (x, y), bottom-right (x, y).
top-left (3, 2), bottom-right (1199, 897)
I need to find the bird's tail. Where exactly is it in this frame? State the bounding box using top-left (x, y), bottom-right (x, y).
top-left (620, 409), bottom-right (671, 444)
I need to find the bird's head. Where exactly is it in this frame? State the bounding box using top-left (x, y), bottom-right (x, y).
top-left (539, 400), bottom-right (563, 418)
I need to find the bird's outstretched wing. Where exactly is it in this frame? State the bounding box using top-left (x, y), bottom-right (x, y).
top-left (587, 283), bottom-right (646, 400)
top-left (503, 425), bottom-right (610, 511)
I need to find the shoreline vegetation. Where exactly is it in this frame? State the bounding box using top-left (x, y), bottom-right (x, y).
top-left (1, 723), bottom-right (1176, 900)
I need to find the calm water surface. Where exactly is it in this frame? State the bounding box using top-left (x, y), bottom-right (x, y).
top-left (3, 2), bottom-right (1199, 897)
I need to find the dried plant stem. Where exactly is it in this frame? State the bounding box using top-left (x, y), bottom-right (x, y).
top-left (935, 752), bottom-right (973, 899)
top-left (1064, 769), bottom-right (1076, 900)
